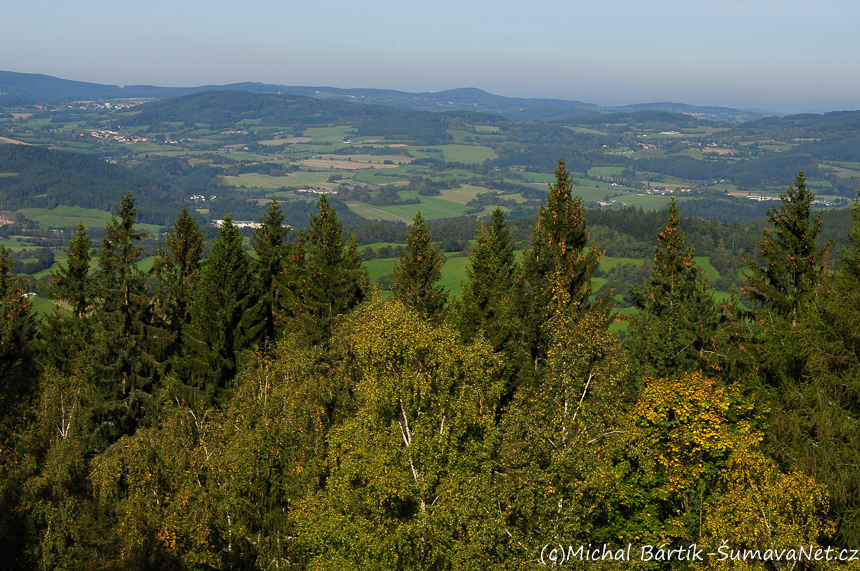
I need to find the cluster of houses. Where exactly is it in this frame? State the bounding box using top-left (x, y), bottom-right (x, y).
top-left (89, 130), bottom-right (148, 144)
top-left (72, 101), bottom-right (142, 111)
top-left (189, 195), bottom-right (218, 201)
top-left (746, 194), bottom-right (835, 207)
top-left (212, 219), bottom-right (261, 229)
top-left (297, 188), bottom-right (338, 195)
top-left (640, 187), bottom-right (693, 196)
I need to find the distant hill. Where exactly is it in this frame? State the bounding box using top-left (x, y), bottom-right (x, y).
top-left (611, 102), bottom-right (768, 123)
top-left (124, 90), bottom-right (453, 144)
top-left (0, 144), bottom-right (182, 225)
top-left (0, 70), bottom-right (770, 123)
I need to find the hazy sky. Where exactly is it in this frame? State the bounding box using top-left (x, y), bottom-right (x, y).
top-left (2, 0), bottom-right (859, 112)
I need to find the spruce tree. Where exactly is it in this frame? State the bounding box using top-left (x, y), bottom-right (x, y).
top-left (42, 222), bottom-right (94, 374)
top-left (92, 192), bottom-right (152, 397)
top-left (151, 206), bottom-right (204, 367)
top-left (521, 159), bottom-right (602, 369)
top-left (290, 195), bottom-right (368, 345)
top-left (459, 208), bottom-right (519, 348)
top-left (627, 198), bottom-right (720, 377)
top-left (0, 245), bottom-right (37, 436)
top-left (766, 195), bottom-right (860, 546)
top-left (181, 213), bottom-right (265, 404)
top-left (743, 170), bottom-right (829, 324)
top-left (251, 198), bottom-right (290, 340)
top-left (50, 222), bottom-right (93, 319)
top-left (392, 210), bottom-right (448, 320)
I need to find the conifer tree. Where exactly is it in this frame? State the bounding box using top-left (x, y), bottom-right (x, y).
top-left (392, 210), bottom-right (448, 320)
top-left (766, 195), bottom-right (860, 546)
top-left (181, 213), bottom-right (265, 404)
top-left (290, 195), bottom-right (367, 345)
top-left (42, 222), bottom-right (95, 374)
top-left (50, 222), bottom-right (93, 319)
top-left (521, 159), bottom-right (602, 369)
top-left (251, 198), bottom-right (290, 340)
top-left (151, 206), bottom-right (204, 367)
top-left (91, 192), bottom-right (153, 426)
top-left (0, 245), bottom-right (37, 437)
top-left (627, 198), bottom-right (720, 377)
top-left (459, 208), bottom-right (520, 348)
top-left (743, 171), bottom-right (829, 323)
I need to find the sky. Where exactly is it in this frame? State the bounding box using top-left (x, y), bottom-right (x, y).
top-left (2, 0), bottom-right (859, 113)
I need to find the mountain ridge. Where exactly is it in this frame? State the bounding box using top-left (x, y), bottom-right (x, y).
top-left (0, 70), bottom-right (772, 123)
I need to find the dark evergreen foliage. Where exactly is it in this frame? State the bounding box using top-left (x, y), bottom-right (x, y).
top-left (627, 198), bottom-right (721, 377)
top-left (521, 159), bottom-right (603, 369)
top-left (251, 199), bottom-right (290, 340)
top-left (285, 195), bottom-right (368, 345)
top-left (179, 213), bottom-right (265, 405)
top-left (743, 171), bottom-right (830, 323)
top-left (392, 211), bottom-right (448, 320)
top-left (90, 191), bottom-right (155, 442)
top-left (0, 145), bottom-right (181, 225)
top-left (49, 222), bottom-right (93, 319)
top-left (459, 208), bottom-right (520, 348)
top-left (150, 206), bottom-right (205, 369)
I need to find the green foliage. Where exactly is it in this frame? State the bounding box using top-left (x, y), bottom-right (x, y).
top-left (180, 213), bottom-right (265, 405)
top-left (251, 199), bottom-right (290, 340)
top-left (392, 211), bottom-right (448, 320)
top-left (0, 245), bottom-right (37, 406)
top-left (617, 372), bottom-right (759, 546)
top-left (283, 195), bottom-right (368, 345)
top-left (627, 198), bottom-right (721, 377)
top-left (150, 206), bottom-right (204, 370)
top-left (0, 145), bottom-right (181, 225)
top-left (91, 192), bottom-right (155, 441)
top-left (744, 171), bottom-right (829, 322)
top-left (50, 222), bottom-right (93, 319)
top-left (496, 296), bottom-right (631, 563)
top-left (293, 297), bottom-right (505, 570)
top-left (521, 159), bottom-right (603, 369)
top-left (762, 197), bottom-right (860, 547)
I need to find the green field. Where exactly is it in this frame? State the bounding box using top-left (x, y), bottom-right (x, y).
top-left (615, 194), bottom-right (681, 211)
top-left (371, 197), bottom-right (470, 220)
top-left (588, 166), bottom-right (626, 176)
top-left (346, 202), bottom-right (413, 223)
top-left (223, 171), bottom-right (341, 189)
top-left (364, 255), bottom-right (471, 299)
top-left (304, 126), bottom-right (355, 142)
top-left (0, 238), bottom-right (35, 251)
top-left (352, 170), bottom-right (410, 185)
top-left (358, 242), bottom-right (405, 251)
top-left (364, 258), bottom-right (397, 283)
top-left (437, 185), bottom-right (488, 205)
top-left (713, 291), bottom-right (733, 304)
top-left (19, 206), bottom-right (112, 229)
top-left (599, 256), bottom-right (644, 272)
top-left (137, 256), bottom-right (157, 273)
top-left (29, 296), bottom-right (71, 319)
top-left (438, 256), bottom-right (470, 298)
top-left (567, 127), bottom-right (607, 135)
top-left (521, 172), bottom-right (555, 184)
top-left (693, 256), bottom-right (720, 282)
top-left (567, 185), bottom-right (614, 202)
top-left (440, 145), bottom-right (498, 164)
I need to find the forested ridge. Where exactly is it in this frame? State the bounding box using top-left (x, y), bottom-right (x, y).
top-left (0, 145), bottom-right (182, 225)
top-left (1, 161), bottom-right (859, 570)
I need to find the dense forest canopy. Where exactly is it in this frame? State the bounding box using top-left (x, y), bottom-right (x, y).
top-left (1, 161), bottom-right (859, 568)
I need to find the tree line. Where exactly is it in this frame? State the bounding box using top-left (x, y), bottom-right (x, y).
top-left (0, 161), bottom-right (858, 569)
